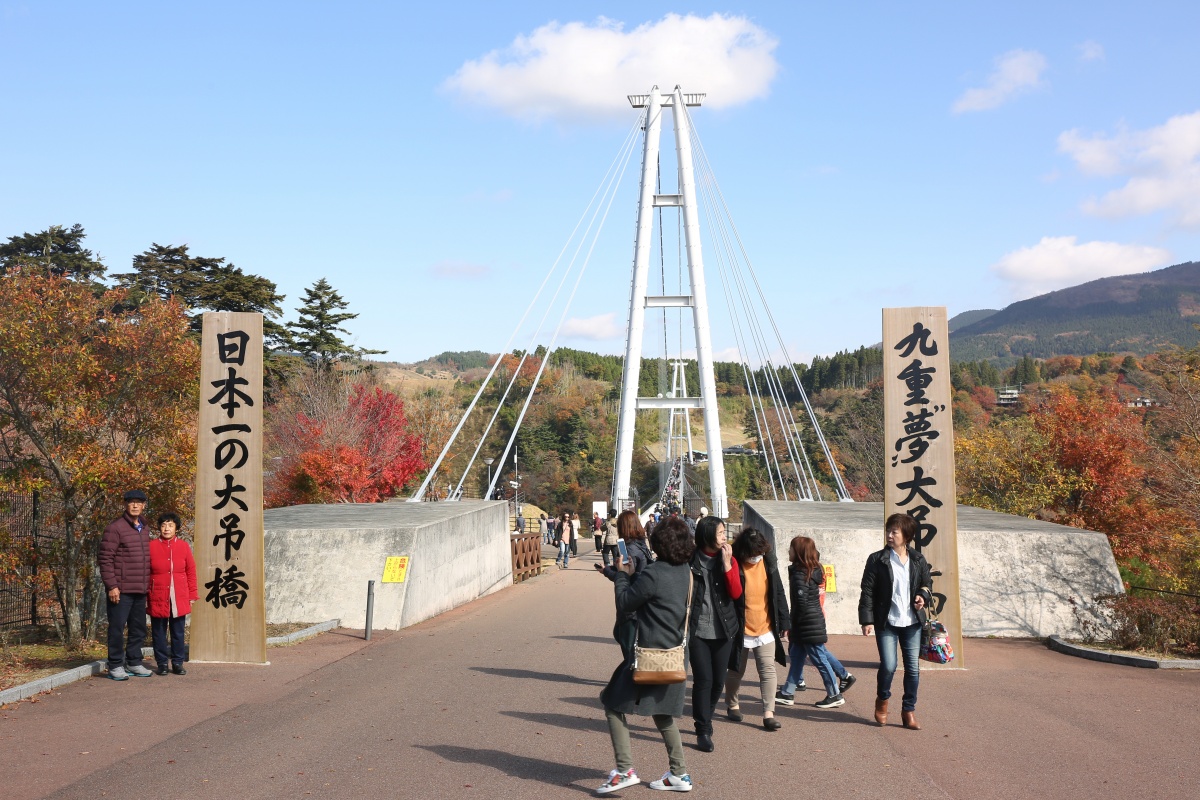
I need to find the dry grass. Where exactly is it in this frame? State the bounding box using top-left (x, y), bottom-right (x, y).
top-left (1, 627), bottom-right (106, 692)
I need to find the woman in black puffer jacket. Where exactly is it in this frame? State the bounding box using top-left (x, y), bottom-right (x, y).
top-left (789, 535), bottom-right (852, 710)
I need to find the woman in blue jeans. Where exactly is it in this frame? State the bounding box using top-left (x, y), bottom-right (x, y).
top-left (786, 536), bottom-right (853, 709)
top-left (858, 513), bottom-right (934, 730)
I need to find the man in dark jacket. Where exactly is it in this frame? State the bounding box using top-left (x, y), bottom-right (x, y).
top-left (98, 489), bottom-right (154, 680)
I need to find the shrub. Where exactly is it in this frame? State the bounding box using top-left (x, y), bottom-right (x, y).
top-left (1099, 593), bottom-right (1200, 656)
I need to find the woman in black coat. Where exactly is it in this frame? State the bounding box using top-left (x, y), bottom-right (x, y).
top-left (596, 510), bottom-right (654, 665)
top-left (723, 527), bottom-right (789, 731)
top-left (789, 536), bottom-right (853, 709)
top-left (858, 513), bottom-right (934, 730)
top-left (597, 517), bottom-right (696, 794)
top-left (687, 515), bottom-right (742, 753)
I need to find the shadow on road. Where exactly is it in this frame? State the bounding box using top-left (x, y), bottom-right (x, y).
top-left (471, 666), bottom-right (607, 686)
top-left (500, 710), bottom-right (663, 743)
top-left (551, 635), bottom-right (617, 645)
top-left (414, 745), bottom-right (596, 793)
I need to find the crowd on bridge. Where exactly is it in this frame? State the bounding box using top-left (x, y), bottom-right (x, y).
top-left (563, 507), bottom-right (935, 794)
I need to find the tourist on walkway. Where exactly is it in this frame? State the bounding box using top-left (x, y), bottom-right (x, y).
top-left (789, 536), bottom-right (854, 710)
top-left (688, 515), bottom-right (742, 752)
top-left (601, 510), bottom-right (620, 567)
top-left (597, 516), bottom-right (695, 794)
top-left (98, 489), bottom-right (154, 681)
top-left (595, 510), bottom-right (653, 664)
top-left (556, 512), bottom-right (573, 568)
top-left (148, 512), bottom-right (198, 676)
top-left (570, 512), bottom-right (581, 557)
top-left (724, 527), bottom-right (788, 731)
top-left (593, 510), bottom-right (604, 552)
top-left (859, 513), bottom-right (933, 730)
top-left (539, 514), bottom-right (549, 544)
top-left (546, 515), bottom-right (557, 546)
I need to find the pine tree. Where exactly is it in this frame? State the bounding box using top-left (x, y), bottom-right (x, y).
top-left (287, 278), bottom-right (385, 366)
top-left (0, 224), bottom-right (106, 283)
top-left (114, 243), bottom-right (288, 347)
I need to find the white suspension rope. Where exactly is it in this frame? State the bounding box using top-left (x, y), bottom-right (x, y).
top-left (682, 103), bottom-right (851, 500)
top-left (488, 122), bottom-right (641, 500)
top-left (411, 114), bottom-right (644, 501)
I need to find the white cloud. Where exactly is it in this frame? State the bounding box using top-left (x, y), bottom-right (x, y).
top-left (952, 49), bottom-right (1048, 114)
top-left (561, 312), bottom-right (623, 340)
top-left (991, 236), bottom-right (1173, 299)
top-left (431, 260), bottom-right (490, 279)
top-left (442, 13), bottom-right (779, 123)
top-left (1058, 112), bottom-right (1200, 226)
top-left (1077, 40), bottom-right (1105, 62)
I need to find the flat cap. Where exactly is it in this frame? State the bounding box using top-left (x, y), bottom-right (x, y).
top-left (123, 489), bottom-right (148, 502)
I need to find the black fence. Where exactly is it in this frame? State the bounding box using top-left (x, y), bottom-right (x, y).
top-left (0, 490), bottom-right (62, 628)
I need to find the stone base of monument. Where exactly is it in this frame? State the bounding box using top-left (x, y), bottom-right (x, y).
top-left (742, 501), bottom-right (1123, 639)
top-left (263, 500), bottom-right (511, 631)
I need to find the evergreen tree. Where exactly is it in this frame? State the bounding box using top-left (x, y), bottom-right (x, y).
top-left (0, 224), bottom-right (106, 283)
top-left (287, 278), bottom-right (384, 366)
top-left (114, 243), bottom-right (288, 347)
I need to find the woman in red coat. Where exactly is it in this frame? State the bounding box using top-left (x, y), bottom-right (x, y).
top-left (148, 512), bottom-right (198, 676)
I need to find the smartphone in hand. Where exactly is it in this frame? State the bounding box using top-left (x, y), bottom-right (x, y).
top-left (617, 539), bottom-right (629, 560)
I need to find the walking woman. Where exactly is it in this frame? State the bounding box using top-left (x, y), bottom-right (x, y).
top-left (858, 513), bottom-right (934, 730)
top-left (148, 512), bottom-right (198, 676)
top-left (597, 516), bottom-right (696, 794)
top-left (601, 510), bottom-right (620, 567)
top-left (789, 536), bottom-right (853, 709)
top-left (557, 511), bottom-right (573, 568)
top-left (723, 527), bottom-right (788, 731)
top-left (688, 515), bottom-right (742, 752)
top-left (596, 510), bottom-right (654, 664)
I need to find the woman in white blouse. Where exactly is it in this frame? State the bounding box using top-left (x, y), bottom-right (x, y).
top-left (857, 513), bottom-right (934, 730)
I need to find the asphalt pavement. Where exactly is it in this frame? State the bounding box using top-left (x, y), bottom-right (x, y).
top-left (2, 539), bottom-right (1197, 799)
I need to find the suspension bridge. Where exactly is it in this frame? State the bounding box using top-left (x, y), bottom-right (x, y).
top-left (411, 86), bottom-right (851, 515)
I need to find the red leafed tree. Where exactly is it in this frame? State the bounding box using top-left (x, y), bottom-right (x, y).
top-left (1030, 387), bottom-right (1168, 566)
top-left (265, 373), bottom-right (425, 506)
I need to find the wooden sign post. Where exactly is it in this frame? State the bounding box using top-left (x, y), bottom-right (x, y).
top-left (882, 307), bottom-right (964, 667)
top-left (191, 312), bottom-right (267, 664)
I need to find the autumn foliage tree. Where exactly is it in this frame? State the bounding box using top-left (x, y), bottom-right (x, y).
top-left (0, 273), bottom-right (199, 647)
top-left (265, 368), bottom-right (425, 506)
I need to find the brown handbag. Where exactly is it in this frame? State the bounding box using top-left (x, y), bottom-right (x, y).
top-left (632, 574), bottom-right (694, 685)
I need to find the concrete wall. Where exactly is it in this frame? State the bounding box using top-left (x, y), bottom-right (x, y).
top-left (742, 501), bottom-right (1123, 639)
top-left (264, 501), bottom-right (511, 630)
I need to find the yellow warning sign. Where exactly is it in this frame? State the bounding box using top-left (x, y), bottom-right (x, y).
top-left (383, 556), bottom-right (410, 583)
top-left (823, 564), bottom-right (837, 593)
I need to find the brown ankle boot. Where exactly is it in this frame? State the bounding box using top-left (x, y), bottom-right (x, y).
top-left (902, 710), bottom-right (921, 730)
top-left (874, 698), bottom-right (888, 726)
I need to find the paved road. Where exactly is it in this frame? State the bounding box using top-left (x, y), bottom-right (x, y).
top-left (2, 541), bottom-right (1198, 799)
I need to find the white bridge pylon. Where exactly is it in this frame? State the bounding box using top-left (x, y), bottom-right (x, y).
top-left (612, 85), bottom-right (728, 519)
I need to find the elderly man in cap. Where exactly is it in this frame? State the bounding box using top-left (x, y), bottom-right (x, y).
top-left (98, 490), bottom-right (154, 680)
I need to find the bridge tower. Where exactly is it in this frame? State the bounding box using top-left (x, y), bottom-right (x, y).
top-left (612, 85), bottom-right (728, 518)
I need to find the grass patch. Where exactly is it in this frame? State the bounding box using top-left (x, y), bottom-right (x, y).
top-left (1, 626), bottom-right (106, 692)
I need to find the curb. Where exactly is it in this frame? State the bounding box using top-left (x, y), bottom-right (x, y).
top-left (1046, 635), bottom-right (1200, 670)
top-left (0, 619), bottom-right (341, 706)
top-left (267, 619), bottom-right (340, 646)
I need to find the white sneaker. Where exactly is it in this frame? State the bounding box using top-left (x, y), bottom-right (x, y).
top-left (108, 666), bottom-right (129, 681)
top-left (127, 664), bottom-right (153, 678)
top-left (596, 768), bottom-right (640, 794)
top-left (649, 771), bottom-right (693, 792)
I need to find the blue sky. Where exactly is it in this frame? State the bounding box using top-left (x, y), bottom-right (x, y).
top-left (3, 2), bottom-right (1200, 363)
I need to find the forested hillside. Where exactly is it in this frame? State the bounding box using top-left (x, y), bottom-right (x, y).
top-left (949, 260), bottom-right (1200, 363)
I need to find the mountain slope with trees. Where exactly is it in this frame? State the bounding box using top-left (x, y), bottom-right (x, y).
top-left (950, 260), bottom-right (1200, 363)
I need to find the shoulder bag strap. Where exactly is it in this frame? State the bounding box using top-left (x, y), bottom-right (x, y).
top-left (680, 573), bottom-right (694, 647)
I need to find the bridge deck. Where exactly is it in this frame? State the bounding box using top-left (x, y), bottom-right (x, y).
top-left (2, 540), bottom-right (1197, 799)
